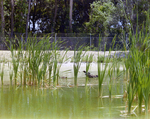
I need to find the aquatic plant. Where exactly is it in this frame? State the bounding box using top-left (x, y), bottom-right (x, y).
top-left (0, 63), bottom-right (4, 85)
top-left (27, 38), bottom-right (44, 85)
top-left (19, 61), bottom-right (23, 85)
top-left (81, 54), bottom-right (94, 63)
top-left (73, 46), bottom-right (86, 86)
top-left (9, 69), bottom-right (13, 86)
top-left (10, 39), bottom-right (22, 85)
top-left (97, 44), bottom-right (109, 97)
top-left (125, 11), bottom-right (150, 114)
top-left (5, 34), bottom-right (54, 86)
top-left (85, 54), bottom-right (93, 86)
top-left (50, 39), bottom-right (68, 87)
top-left (48, 60), bottom-right (53, 86)
top-left (108, 65), bottom-right (113, 98)
top-left (53, 51), bottom-right (58, 87)
top-left (56, 51), bottom-right (68, 86)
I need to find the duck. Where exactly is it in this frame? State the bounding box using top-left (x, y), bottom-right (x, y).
top-left (83, 71), bottom-right (98, 78)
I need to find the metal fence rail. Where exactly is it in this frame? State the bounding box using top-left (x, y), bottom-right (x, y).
top-left (0, 33), bottom-right (127, 50)
top-left (52, 36), bottom-right (125, 51)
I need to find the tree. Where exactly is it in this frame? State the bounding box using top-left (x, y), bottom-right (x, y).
top-left (25, 0), bottom-right (31, 42)
top-left (0, 0), bottom-right (5, 35)
top-left (0, 0), bottom-right (5, 48)
top-left (11, 0), bottom-right (14, 38)
top-left (29, 0), bottom-right (95, 33)
top-left (120, 0), bottom-right (150, 33)
top-left (85, 0), bottom-right (150, 36)
top-left (85, 0), bottom-right (116, 35)
top-left (3, 0), bottom-right (149, 36)
top-left (15, 0), bottom-right (27, 33)
top-left (69, 0), bottom-right (73, 32)
top-left (51, 0), bottom-right (58, 33)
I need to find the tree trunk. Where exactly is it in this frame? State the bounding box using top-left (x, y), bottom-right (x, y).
top-left (11, 0), bottom-right (14, 38)
top-left (32, 0), bottom-right (37, 33)
top-left (69, 0), bottom-right (73, 32)
top-left (0, 0), bottom-right (5, 49)
top-left (25, 0), bottom-right (31, 42)
top-left (20, 0), bottom-right (24, 33)
top-left (51, 0), bottom-right (58, 33)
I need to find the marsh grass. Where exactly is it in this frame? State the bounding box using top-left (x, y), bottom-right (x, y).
top-left (81, 54), bottom-right (94, 63)
top-left (85, 54), bottom-right (93, 86)
top-left (56, 51), bottom-right (68, 86)
top-left (108, 65), bottom-right (113, 98)
top-left (53, 52), bottom-right (58, 87)
top-left (6, 34), bottom-right (62, 86)
top-left (51, 41), bottom-right (60, 87)
top-left (97, 43), bottom-right (109, 97)
top-left (124, 11), bottom-right (150, 114)
top-left (10, 46), bottom-right (21, 85)
top-left (9, 70), bottom-right (13, 85)
top-left (48, 60), bottom-right (53, 86)
top-left (73, 46), bottom-right (86, 86)
top-left (0, 63), bottom-right (4, 85)
top-left (97, 55), bottom-right (105, 63)
top-left (97, 36), bottom-right (120, 98)
top-left (19, 61), bottom-right (23, 85)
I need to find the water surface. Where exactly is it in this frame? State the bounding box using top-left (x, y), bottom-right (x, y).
top-left (0, 78), bottom-right (148, 119)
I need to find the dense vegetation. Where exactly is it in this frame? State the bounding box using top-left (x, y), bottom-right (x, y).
top-left (0, 0), bottom-right (150, 38)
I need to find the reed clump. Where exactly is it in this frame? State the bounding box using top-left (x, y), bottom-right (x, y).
top-left (125, 12), bottom-right (150, 114)
top-left (85, 54), bottom-right (94, 86)
top-left (73, 46), bottom-right (86, 87)
top-left (6, 35), bottom-right (68, 87)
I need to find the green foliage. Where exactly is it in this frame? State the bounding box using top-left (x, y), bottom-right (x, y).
top-left (125, 11), bottom-right (150, 114)
top-left (73, 46), bottom-right (86, 86)
top-left (85, 54), bottom-right (93, 86)
top-left (85, 0), bottom-right (116, 35)
top-left (1, 0), bottom-right (150, 36)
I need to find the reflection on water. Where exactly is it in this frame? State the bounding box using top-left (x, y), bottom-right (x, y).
top-left (0, 81), bottom-right (148, 118)
top-left (0, 85), bottom-right (125, 119)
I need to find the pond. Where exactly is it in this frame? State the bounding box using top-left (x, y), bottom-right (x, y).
top-left (0, 50), bottom-right (149, 118)
top-left (0, 77), bottom-right (147, 119)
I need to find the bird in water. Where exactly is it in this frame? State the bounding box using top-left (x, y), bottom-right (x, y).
top-left (83, 71), bottom-right (98, 78)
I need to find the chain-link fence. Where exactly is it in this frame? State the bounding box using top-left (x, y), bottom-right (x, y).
top-left (0, 33), bottom-right (128, 51)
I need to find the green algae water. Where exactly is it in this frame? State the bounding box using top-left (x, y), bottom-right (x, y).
top-left (0, 86), bottom-right (123, 119)
top-left (0, 79), bottom-right (149, 119)
top-left (0, 87), bottom-right (124, 118)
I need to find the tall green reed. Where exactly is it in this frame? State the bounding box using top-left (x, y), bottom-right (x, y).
top-left (125, 11), bottom-right (150, 114)
top-left (27, 38), bottom-right (43, 85)
top-left (97, 44), bottom-right (109, 97)
top-left (7, 34), bottom-right (54, 86)
top-left (56, 51), bottom-right (68, 86)
top-left (50, 38), bottom-right (67, 87)
top-left (85, 54), bottom-right (93, 87)
top-left (108, 65), bottom-right (113, 98)
top-left (10, 38), bottom-right (22, 85)
top-left (73, 46), bottom-right (86, 86)
top-left (0, 63), bottom-right (4, 85)
top-left (48, 57), bottom-right (53, 86)
top-left (52, 42), bottom-right (58, 87)
top-left (26, 35), bottom-right (51, 86)
top-left (9, 69), bottom-right (13, 86)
